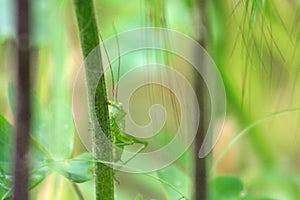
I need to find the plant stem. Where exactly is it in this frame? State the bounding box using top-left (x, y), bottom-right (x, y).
top-left (13, 0), bottom-right (31, 199)
top-left (73, 1), bottom-right (114, 199)
top-left (72, 183), bottom-right (85, 200)
top-left (193, 0), bottom-right (208, 199)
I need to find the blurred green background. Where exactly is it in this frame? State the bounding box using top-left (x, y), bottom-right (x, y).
top-left (1, 0), bottom-right (300, 199)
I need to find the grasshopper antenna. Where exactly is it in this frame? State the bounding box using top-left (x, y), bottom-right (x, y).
top-left (99, 31), bottom-right (115, 98)
top-left (113, 23), bottom-right (121, 99)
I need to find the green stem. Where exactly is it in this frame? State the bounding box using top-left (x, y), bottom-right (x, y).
top-left (72, 1), bottom-right (114, 200)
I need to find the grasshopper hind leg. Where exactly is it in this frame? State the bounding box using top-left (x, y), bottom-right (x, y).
top-left (114, 137), bottom-right (148, 170)
top-left (122, 140), bottom-right (148, 166)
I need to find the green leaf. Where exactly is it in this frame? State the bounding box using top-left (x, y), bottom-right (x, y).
top-left (0, 115), bottom-right (13, 199)
top-left (0, 114), bottom-right (51, 199)
top-left (210, 176), bottom-right (244, 200)
top-left (0, 186), bottom-right (7, 200)
top-left (29, 138), bottom-right (51, 189)
top-left (31, 93), bottom-right (74, 161)
top-left (0, 168), bottom-right (12, 199)
top-left (239, 196), bottom-right (275, 200)
top-left (7, 83), bottom-right (51, 158)
top-left (29, 166), bottom-right (50, 189)
top-left (0, 115), bottom-right (14, 173)
top-left (8, 83), bottom-right (74, 160)
top-left (7, 83), bottom-right (75, 190)
top-left (46, 100), bottom-right (74, 159)
top-left (0, 165), bottom-right (51, 199)
top-left (50, 153), bottom-right (93, 183)
top-left (156, 165), bottom-right (190, 200)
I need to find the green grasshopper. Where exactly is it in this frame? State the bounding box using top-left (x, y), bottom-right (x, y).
top-left (101, 29), bottom-right (148, 166)
top-left (108, 99), bottom-right (148, 164)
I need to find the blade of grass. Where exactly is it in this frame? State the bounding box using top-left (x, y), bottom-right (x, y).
top-left (212, 107), bottom-right (300, 173)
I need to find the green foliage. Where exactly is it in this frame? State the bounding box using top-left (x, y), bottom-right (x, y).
top-left (8, 83), bottom-right (75, 160)
top-left (44, 100), bottom-right (75, 159)
top-left (239, 196), bottom-right (274, 200)
top-left (0, 115), bottom-right (13, 198)
top-left (0, 85), bottom-right (79, 198)
top-left (210, 176), bottom-right (274, 200)
top-left (0, 115), bottom-right (13, 173)
top-left (49, 153), bottom-right (94, 183)
top-left (0, 97), bottom-right (97, 199)
top-left (0, 114), bottom-right (51, 199)
top-left (210, 176), bottom-right (243, 200)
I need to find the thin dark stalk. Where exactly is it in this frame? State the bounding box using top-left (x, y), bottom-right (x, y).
top-left (72, 183), bottom-right (85, 200)
top-left (193, 0), bottom-right (208, 199)
top-left (73, 0), bottom-right (114, 199)
top-left (13, 0), bottom-right (31, 199)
